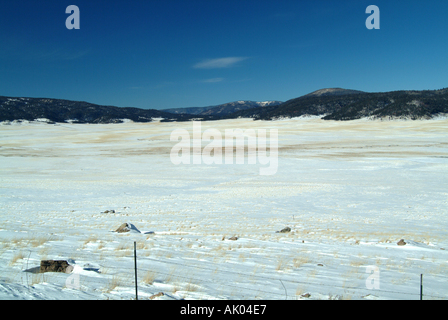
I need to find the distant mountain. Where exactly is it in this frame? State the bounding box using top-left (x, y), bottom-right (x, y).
top-left (302, 88), bottom-right (365, 98)
top-left (1, 88), bottom-right (447, 124)
top-left (164, 100), bottom-right (283, 116)
top-left (0, 96), bottom-right (202, 124)
top-left (163, 105), bottom-right (216, 115)
top-left (227, 88), bottom-right (448, 121)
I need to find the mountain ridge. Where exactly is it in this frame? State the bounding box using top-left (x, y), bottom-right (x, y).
top-left (0, 96), bottom-right (201, 124)
top-left (163, 100), bottom-right (283, 116)
top-left (302, 88), bottom-right (365, 98)
top-left (227, 87), bottom-right (448, 121)
top-left (1, 87), bottom-right (447, 124)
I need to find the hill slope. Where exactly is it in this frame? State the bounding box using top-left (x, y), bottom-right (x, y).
top-left (1, 88), bottom-right (447, 124)
top-left (227, 88), bottom-right (448, 121)
top-left (0, 97), bottom-right (201, 123)
top-left (302, 88), bottom-right (365, 98)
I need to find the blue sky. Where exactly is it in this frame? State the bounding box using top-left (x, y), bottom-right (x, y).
top-left (1, 0), bottom-right (447, 110)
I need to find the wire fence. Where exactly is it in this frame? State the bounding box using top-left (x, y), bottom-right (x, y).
top-left (1, 241), bottom-right (447, 300)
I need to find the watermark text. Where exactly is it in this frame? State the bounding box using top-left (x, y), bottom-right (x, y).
top-left (170, 122), bottom-right (278, 176)
top-left (366, 5), bottom-right (380, 30)
top-left (66, 5), bottom-right (80, 30)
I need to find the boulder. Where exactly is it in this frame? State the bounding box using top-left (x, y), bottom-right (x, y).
top-left (397, 239), bottom-right (407, 246)
top-left (40, 260), bottom-right (73, 273)
top-left (115, 222), bottom-right (141, 233)
top-left (277, 227), bottom-right (291, 233)
top-left (116, 223), bottom-right (131, 233)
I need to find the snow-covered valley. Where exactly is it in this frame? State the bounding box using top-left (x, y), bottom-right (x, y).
top-left (0, 118), bottom-right (447, 300)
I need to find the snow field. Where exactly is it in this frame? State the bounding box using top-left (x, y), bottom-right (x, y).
top-left (0, 118), bottom-right (447, 300)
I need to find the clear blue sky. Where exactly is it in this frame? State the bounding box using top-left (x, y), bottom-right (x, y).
top-left (1, 0), bottom-right (447, 110)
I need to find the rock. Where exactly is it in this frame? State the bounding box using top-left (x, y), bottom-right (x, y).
top-left (276, 227), bottom-right (291, 233)
top-left (116, 223), bottom-right (131, 233)
top-left (149, 292), bottom-right (164, 300)
top-left (82, 263), bottom-right (100, 273)
top-left (115, 222), bottom-right (141, 233)
top-left (66, 265), bottom-right (74, 273)
top-left (40, 260), bottom-right (72, 273)
top-left (397, 239), bottom-right (406, 246)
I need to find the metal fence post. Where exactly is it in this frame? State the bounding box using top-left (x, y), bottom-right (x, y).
top-left (134, 241), bottom-right (138, 300)
top-left (420, 274), bottom-right (423, 300)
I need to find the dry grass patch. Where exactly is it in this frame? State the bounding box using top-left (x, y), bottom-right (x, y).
top-left (349, 259), bottom-right (366, 268)
top-left (30, 236), bottom-right (54, 248)
top-left (136, 241), bottom-right (147, 250)
top-left (9, 234), bottom-right (57, 249)
top-left (114, 241), bottom-right (130, 251)
top-left (293, 256), bottom-right (310, 268)
top-left (9, 251), bottom-right (26, 266)
top-left (142, 270), bottom-right (157, 285)
top-left (275, 257), bottom-right (288, 272)
top-left (96, 241), bottom-right (107, 250)
top-left (113, 242), bottom-right (132, 257)
top-left (105, 275), bottom-right (126, 293)
top-left (391, 274), bottom-right (412, 285)
top-left (82, 235), bottom-right (99, 247)
top-left (295, 286), bottom-right (307, 298)
top-left (183, 278), bottom-right (200, 293)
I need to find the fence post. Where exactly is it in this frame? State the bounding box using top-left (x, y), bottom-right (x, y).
top-left (26, 251), bottom-right (31, 291)
top-left (420, 274), bottom-right (423, 300)
top-left (134, 241), bottom-right (138, 300)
